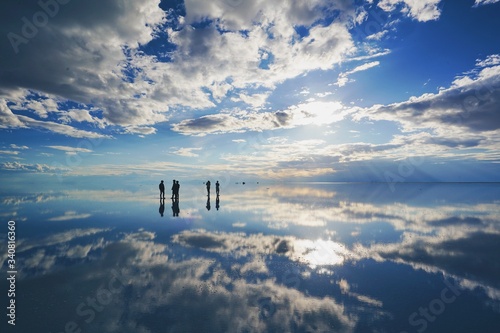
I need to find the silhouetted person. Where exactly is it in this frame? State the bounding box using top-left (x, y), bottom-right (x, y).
top-left (172, 198), bottom-right (180, 217)
top-left (216, 195), bottom-right (220, 211)
top-left (215, 181), bottom-right (220, 196)
top-left (206, 180), bottom-right (211, 196)
top-left (171, 180), bottom-right (176, 199)
top-left (206, 196), bottom-right (211, 211)
top-left (159, 198), bottom-right (165, 217)
top-left (173, 180), bottom-right (180, 199)
top-left (159, 180), bottom-right (165, 199)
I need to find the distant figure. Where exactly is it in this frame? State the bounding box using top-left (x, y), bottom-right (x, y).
top-left (206, 180), bottom-right (211, 196)
top-left (206, 196), bottom-right (211, 211)
top-left (171, 180), bottom-right (176, 199)
top-left (159, 198), bottom-right (165, 217)
top-left (172, 198), bottom-right (180, 217)
top-left (174, 180), bottom-right (180, 199)
top-left (159, 180), bottom-right (165, 199)
top-left (216, 195), bottom-right (220, 211)
top-left (215, 181), bottom-right (220, 196)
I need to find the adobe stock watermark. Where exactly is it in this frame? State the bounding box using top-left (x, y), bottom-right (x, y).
top-left (400, 279), bottom-right (461, 333)
top-left (7, 0), bottom-right (72, 54)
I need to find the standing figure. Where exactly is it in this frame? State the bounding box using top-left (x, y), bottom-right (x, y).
top-left (159, 180), bottom-right (165, 199)
top-left (215, 181), bottom-right (220, 196)
top-left (171, 180), bottom-right (176, 199)
top-left (174, 180), bottom-right (180, 199)
top-left (206, 180), bottom-right (211, 196)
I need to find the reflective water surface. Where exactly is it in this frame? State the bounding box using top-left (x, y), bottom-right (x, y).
top-left (1, 182), bottom-right (499, 333)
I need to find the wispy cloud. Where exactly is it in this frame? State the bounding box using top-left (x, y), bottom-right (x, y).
top-left (47, 211), bottom-right (92, 222)
top-left (366, 30), bottom-right (389, 40)
top-left (46, 145), bottom-right (93, 155)
top-left (0, 150), bottom-right (19, 155)
top-left (472, 0), bottom-right (500, 7)
top-left (172, 147), bottom-right (203, 157)
top-left (17, 114), bottom-right (111, 139)
top-left (334, 61), bottom-right (380, 87)
top-left (1, 161), bottom-right (68, 173)
top-left (10, 144), bottom-right (29, 150)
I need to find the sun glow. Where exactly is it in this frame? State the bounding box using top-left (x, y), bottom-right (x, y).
top-left (291, 239), bottom-right (348, 268)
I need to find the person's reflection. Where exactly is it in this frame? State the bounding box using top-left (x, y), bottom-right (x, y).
top-left (216, 195), bottom-right (220, 211)
top-left (159, 198), bottom-right (165, 217)
top-left (206, 195), bottom-right (211, 211)
top-left (172, 198), bottom-right (180, 217)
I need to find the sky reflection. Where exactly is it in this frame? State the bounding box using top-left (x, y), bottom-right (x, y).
top-left (1, 182), bottom-right (499, 332)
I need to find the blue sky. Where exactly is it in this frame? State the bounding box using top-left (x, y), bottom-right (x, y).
top-left (1, 0), bottom-right (500, 184)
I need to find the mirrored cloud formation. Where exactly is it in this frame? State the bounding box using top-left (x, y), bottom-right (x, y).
top-left (1, 182), bottom-right (499, 332)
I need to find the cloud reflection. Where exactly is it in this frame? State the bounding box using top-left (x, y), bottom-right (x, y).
top-left (4, 183), bottom-right (499, 332)
top-left (216, 184), bottom-right (500, 303)
top-left (17, 229), bottom-right (356, 333)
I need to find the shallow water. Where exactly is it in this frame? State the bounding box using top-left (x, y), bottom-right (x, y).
top-left (1, 182), bottom-right (499, 332)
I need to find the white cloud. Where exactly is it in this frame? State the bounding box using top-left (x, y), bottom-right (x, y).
top-left (56, 108), bottom-right (107, 128)
top-left (0, 150), bottom-right (19, 155)
top-left (46, 145), bottom-right (93, 155)
top-left (10, 144), bottom-right (29, 150)
top-left (366, 30), bottom-right (389, 40)
top-left (10, 97), bottom-right (58, 119)
top-left (172, 147), bottom-right (203, 157)
top-left (354, 59), bottom-right (500, 138)
top-left (473, 0), bottom-right (500, 7)
top-left (0, 0), bottom-right (166, 131)
top-left (335, 61), bottom-right (380, 87)
top-left (18, 114), bottom-right (111, 139)
top-left (476, 54), bottom-right (500, 68)
top-left (123, 125), bottom-right (157, 135)
top-left (1, 97), bottom-right (111, 138)
top-left (237, 92), bottom-right (270, 108)
top-left (378, 0), bottom-right (443, 22)
top-left (0, 161), bottom-right (67, 173)
top-left (172, 101), bottom-right (353, 136)
top-left (47, 211), bottom-right (92, 222)
top-left (0, 99), bottom-right (25, 128)
top-left (0, 0), bottom-right (362, 137)
top-left (17, 228), bottom-right (110, 253)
